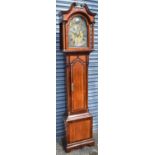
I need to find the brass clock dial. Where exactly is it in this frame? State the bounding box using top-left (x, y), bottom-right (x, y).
top-left (68, 16), bottom-right (87, 48)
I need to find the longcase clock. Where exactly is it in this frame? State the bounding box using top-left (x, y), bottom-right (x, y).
top-left (60, 2), bottom-right (96, 152)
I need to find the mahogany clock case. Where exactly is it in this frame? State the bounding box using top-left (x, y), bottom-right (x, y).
top-left (64, 54), bottom-right (95, 152)
top-left (57, 2), bottom-right (98, 152)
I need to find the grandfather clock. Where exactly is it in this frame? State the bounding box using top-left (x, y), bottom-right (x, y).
top-left (60, 2), bottom-right (96, 152)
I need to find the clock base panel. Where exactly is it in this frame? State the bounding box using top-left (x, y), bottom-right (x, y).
top-left (64, 113), bottom-right (94, 152)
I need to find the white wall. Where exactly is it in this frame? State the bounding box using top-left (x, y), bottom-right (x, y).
top-left (99, 0), bottom-right (155, 155)
top-left (0, 0), bottom-right (55, 155)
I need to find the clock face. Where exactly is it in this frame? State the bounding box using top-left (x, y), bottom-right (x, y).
top-left (68, 16), bottom-right (87, 48)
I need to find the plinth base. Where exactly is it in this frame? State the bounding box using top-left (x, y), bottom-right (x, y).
top-left (65, 138), bottom-right (95, 152)
top-left (64, 112), bottom-right (94, 152)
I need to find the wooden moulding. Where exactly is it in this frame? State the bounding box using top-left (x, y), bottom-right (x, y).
top-left (65, 138), bottom-right (95, 153)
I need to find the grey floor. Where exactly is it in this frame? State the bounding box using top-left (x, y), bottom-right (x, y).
top-left (56, 132), bottom-right (98, 155)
